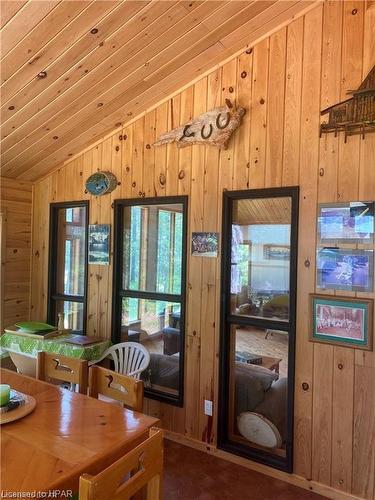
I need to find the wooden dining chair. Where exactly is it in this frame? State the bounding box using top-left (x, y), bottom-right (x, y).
top-left (88, 365), bottom-right (144, 412)
top-left (36, 351), bottom-right (88, 394)
top-left (79, 427), bottom-right (163, 500)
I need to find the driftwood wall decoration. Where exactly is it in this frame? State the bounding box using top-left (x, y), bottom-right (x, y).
top-left (320, 65), bottom-right (375, 141)
top-left (153, 99), bottom-right (245, 150)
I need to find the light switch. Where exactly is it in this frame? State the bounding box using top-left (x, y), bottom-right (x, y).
top-left (204, 399), bottom-right (213, 416)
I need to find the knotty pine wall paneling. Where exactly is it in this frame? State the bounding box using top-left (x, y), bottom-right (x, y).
top-left (30, 2), bottom-right (375, 498)
top-left (0, 177), bottom-right (33, 329)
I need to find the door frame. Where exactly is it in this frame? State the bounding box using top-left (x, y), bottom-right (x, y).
top-left (217, 186), bottom-right (299, 473)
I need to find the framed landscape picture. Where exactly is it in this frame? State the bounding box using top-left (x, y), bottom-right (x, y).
top-left (317, 201), bottom-right (374, 244)
top-left (316, 247), bottom-right (374, 292)
top-left (88, 224), bottom-right (110, 265)
top-left (263, 244), bottom-right (290, 261)
top-left (309, 294), bottom-right (373, 350)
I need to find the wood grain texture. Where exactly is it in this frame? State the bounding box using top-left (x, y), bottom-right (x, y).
top-left (153, 102), bottom-right (246, 150)
top-left (0, 0), bottom-right (317, 181)
top-left (0, 369), bottom-right (158, 494)
top-left (88, 365), bottom-right (144, 413)
top-left (0, 177), bottom-right (33, 327)
top-left (79, 428), bottom-right (163, 500)
top-left (26, 3), bottom-right (375, 499)
top-left (36, 350), bottom-right (88, 395)
top-left (0, 1), bottom-right (28, 30)
top-left (293, 4), bottom-right (323, 481)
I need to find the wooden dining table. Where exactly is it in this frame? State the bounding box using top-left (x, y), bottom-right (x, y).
top-left (0, 368), bottom-right (159, 494)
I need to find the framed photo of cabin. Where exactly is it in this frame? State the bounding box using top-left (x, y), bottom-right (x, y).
top-left (316, 247), bottom-right (374, 292)
top-left (309, 294), bottom-right (373, 351)
top-left (317, 201), bottom-right (374, 244)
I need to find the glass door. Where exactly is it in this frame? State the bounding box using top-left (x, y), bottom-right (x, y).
top-left (218, 187), bottom-right (299, 472)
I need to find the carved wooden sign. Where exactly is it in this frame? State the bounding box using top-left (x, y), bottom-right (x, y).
top-left (153, 99), bottom-right (245, 150)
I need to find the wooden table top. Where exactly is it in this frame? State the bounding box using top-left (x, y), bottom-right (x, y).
top-left (0, 369), bottom-right (158, 494)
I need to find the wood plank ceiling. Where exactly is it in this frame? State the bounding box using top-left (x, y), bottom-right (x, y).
top-left (234, 197), bottom-right (292, 226)
top-left (0, 0), bottom-right (315, 181)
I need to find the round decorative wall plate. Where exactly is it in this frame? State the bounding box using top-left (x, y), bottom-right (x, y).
top-left (85, 171), bottom-right (117, 196)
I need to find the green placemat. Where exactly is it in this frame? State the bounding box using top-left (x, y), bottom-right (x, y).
top-left (15, 321), bottom-right (55, 332)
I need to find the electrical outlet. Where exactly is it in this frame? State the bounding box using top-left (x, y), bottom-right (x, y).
top-left (204, 399), bottom-right (213, 416)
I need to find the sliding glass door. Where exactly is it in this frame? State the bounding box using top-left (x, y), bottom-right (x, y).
top-left (218, 187), bottom-right (299, 472)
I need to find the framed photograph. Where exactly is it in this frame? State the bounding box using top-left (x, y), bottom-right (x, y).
top-left (309, 294), bottom-right (373, 350)
top-left (317, 247), bottom-right (374, 292)
top-left (317, 201), bottom-right (374, 244)
top-left (192, 232), bottom-right (219, 257)
top-left (263, 244), bottom-right (290, 261)
top-left (88, 224), bottom-right (110, 265)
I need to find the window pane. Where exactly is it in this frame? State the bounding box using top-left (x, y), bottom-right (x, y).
top-left (156, 210), bottom-right (171, 293)
top-left (120, 298), bottom-right (181, 396)
top-left (122, 203), bottom-right (183, 294)
top-left (173, 213), bottom-right (183, 294)
top-left (55, 206), bottom-right (86, 296)
top-left (54, 300), bottom-right (84, 332)
top-left (231, 197), bottom-right (291, 321)
top-left (228, 325), bottom-right (288, 457)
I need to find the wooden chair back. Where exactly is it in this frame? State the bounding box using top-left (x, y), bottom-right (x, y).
top-left (79, 427), bottom-right (163, 500)
top-left (88, 365), bottom-right (144, 412)
top-left (36, 351), bottom-right (88, 394)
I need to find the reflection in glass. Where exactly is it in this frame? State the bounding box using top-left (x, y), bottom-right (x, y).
top-left (121, 298), bottom-right (181, 396)
top-left (122, 204), bottom-right (183, 294)
top-left (55, 207), bottom-right (86, 297)
top-left (231, 197), bottom-right (291, 321)
top-left (229, 325), bottom-right (288, 456)
top-left (55, 300), bottom-right (84, 332)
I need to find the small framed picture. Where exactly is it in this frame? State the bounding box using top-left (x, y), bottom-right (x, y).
top-left (88, 224), bottom-right (110, 265)
top-left (263, 244), bottom-right (290, 261)
top-left (309, 294), bottom-right (373, 350)
top-left (317, 247), bottom-right (374, 292)
top-left (317, 201), bottom-right (374, 244)
top-left (192, 232), bottom-right (219, 257)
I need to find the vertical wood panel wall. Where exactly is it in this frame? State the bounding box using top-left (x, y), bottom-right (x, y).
top-left (30, 2), bottom-right (375, 498)
top-left (0, 177), bottom-right (33, 329)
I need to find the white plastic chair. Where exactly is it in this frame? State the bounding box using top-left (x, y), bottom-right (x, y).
top-left (88, 342), bottom-right (150, 379)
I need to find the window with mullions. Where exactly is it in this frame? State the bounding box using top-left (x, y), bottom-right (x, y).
top-left (48, 202), bottom-right (88, 333)
top-left (113, 197), bottom-right (188, 406)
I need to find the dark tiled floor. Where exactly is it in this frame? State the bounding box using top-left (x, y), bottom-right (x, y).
top-left (163, 440), bottom-right (326, 500)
